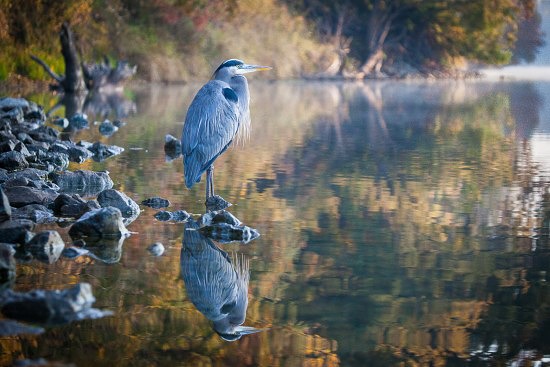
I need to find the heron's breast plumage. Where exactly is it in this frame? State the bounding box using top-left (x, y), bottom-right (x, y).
top-left (181, 80), bottom-right (241, 188)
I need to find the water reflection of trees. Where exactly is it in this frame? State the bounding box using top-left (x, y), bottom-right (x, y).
top-left (272, 81), bottom-right (550, 365)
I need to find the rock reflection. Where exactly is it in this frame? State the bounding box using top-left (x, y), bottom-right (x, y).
top-left (47, 90), bottom-right (136, 123)
top-left (180, 220), bottom-right (263, 341)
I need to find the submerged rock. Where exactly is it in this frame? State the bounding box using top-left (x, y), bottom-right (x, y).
top-left (3, 186), bottom-right (58, 208)
top-left (141, 196), bottom-right (170, 209)
top-left (52, 117), bottom-right (69, 129)
top-left (88, 141), bottom-right (124, 162)
top-left (50, 169), bottom-right (113, 196)
top-left (164, 134), bottom-right (181, 160)
top-left (154, 210), bottom-right (190, 222)
top-left (154, 211), bottom-right (172, 221)
top-left (205, 194), bottom-right (232, 211)
top-left (11, 204), bottom-right (55, 223)
top-left (147, 242), bottom-right (165, 256)
top-left (26, 231), bottom-right (65, 264)
top-left (68, 113), bottom-right (89, 130)
top-left (0, 282), bottom-right (112, 325)
top-left (198, 210), bottom-right (259, 244)
top-left (68, 206), bottom-right (129, 240)
top-left (52, 193), bottom-right (100, 218)
top-left (198, 223), bottom-right (260, 244)
top-left (98, 119), bottom-right (119, 136)
top-left (97, 189), bottom-right (140, 225)
top-left (200, 210), bottom-right (241, 227)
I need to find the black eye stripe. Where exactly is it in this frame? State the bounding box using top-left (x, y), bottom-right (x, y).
top-left (215, 59), bottom-right (244, 73)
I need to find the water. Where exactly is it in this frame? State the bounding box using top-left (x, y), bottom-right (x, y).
top-left (2, 80), bottom-right (550, 366)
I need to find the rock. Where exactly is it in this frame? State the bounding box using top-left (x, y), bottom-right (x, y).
top-left (13, 141), bottom-right (32, 157)
top-left (28, 125), bottom-right (59, 143)
top-left (50, 141), bottom-right (91, 163)
top-left (98, 119), bottom-right (119, 136)
top-left (88, 141), bottom-right (124, 162)
top-left (0, 97), bottom-right (30, 112)
top-left (52, 117), bottom-right (69, 129)
top-left (52, 193), bottom-right (100, 218)
top-left (0, 243), bottom-right (16, 284)
top-left (11, 204), bottom-right (55, 223)
top-left (3, 176), bottom-right (31, 188)
top-left (7, 168), bottom-right (48, 182)
top-left (0, 150), bottom-right (29, 171)
top-left (26, 231), bottom-right (65, 264)
top-left (0, 140), bottom-right (16, 153)
top-left (0, 219), bottom-right (34, 244)
top-left (0, 186), bottom-right (11, 222)
top-left (68, 207), bottom-right (129, 240)
top-left (154, 211), bottom-right (172, 221)
top-left (154, 210), bottom-right (190, 222)
top-left (0, 282), bottom-right (113, 324)
top-left (41, 151), bottom-right (70, 172)
top-left (113, 119), bottom-right (126, 128)
top-left (147, 242), bottom-right (165, 256)
top-left (50, 170), bottom-right (113, 196)
top-left (141, 197), bottom-right (171, 209)
top-left (200, 210), bottom-right (241, 227)
top-left (198, 223), bottom-right (260, 244)
top-left (65, 143), bottom-right (92, 163)
top-left (68, 113), bottom-right (89, 129)
top-left (3, 186), bottom-right (58, 208)
top-left (164, 134), bottom-right (181, 160)
top-left (97, 189), bottom-right (140, 224)
top-left (172, 210), bottom-right (190, 222)
top-left (205, 194), bottom-right (232, 211)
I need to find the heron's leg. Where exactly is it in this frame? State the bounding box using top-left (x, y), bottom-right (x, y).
top-left (210, 165), bottom-right (215, 197)
top-left (206, 166), bottom-right (214, 198)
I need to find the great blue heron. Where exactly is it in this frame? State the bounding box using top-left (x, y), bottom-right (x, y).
top-left (181, 220), bottom-right (263, 341)
top-left (181, 59), bottom-right (271, 204)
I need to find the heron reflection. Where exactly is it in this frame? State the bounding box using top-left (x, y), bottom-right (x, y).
top-left (180, 221), bottom-right (262, 341)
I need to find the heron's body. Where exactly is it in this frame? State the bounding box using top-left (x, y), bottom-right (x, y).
top-left (181, 59), bottom-right (270, 203)
top-left (181, 220), bottom-right (259, 340)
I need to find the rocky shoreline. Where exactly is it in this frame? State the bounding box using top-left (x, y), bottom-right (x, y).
top-left (0, 96), bottom-right (260, 337)
top-left (0, 96), bottom-right (138, 332)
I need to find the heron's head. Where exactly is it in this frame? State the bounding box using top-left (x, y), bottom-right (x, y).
top-left (213, 59), bottom-right (271, 80)
top-left (213, 323), bottom-right (265, 342)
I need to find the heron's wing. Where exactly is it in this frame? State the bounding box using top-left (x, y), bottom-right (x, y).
top-left (182, 81), bottom-right (240, 187)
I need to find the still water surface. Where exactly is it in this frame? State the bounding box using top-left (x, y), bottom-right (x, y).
top-left (2, 80), bottom-right (550, 366)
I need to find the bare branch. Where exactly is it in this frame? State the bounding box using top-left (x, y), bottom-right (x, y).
top-left (30, 54), bottom-right (63, 83)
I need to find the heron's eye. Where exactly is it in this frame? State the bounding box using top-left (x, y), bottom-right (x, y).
top-left (221, 301), bottom-right (236, 314)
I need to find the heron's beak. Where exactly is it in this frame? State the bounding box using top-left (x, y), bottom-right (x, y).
top-left (235, 326), bottom-right (267, 335)
top-left (236, 64), bottom-right (272, 74)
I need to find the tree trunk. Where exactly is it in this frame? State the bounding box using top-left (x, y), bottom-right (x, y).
top-left (361, 47), bottom-right (385, 75)
top-left (59, 22), bottom-right (86, 93)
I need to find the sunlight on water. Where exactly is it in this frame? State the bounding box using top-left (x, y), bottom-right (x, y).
top-left (2, 80), bottom-right (550, 366)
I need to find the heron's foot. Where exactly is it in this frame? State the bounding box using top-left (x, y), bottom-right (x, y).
top-left (205, 195), bottom-right (232, 212)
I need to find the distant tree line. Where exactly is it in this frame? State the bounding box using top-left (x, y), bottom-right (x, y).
top-left (0, 0), bottom-right (545, 82)
top-left (284, 0), bottom-right (544, 76)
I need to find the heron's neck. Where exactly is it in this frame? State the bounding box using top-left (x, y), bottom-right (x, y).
top-left (230, 75), bottom-right (250, 105)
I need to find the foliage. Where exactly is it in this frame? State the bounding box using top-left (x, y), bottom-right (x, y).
top-left (0, 0), bottom-right (545, 82)
top-left (285, 0), bottom-right (542, 75)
